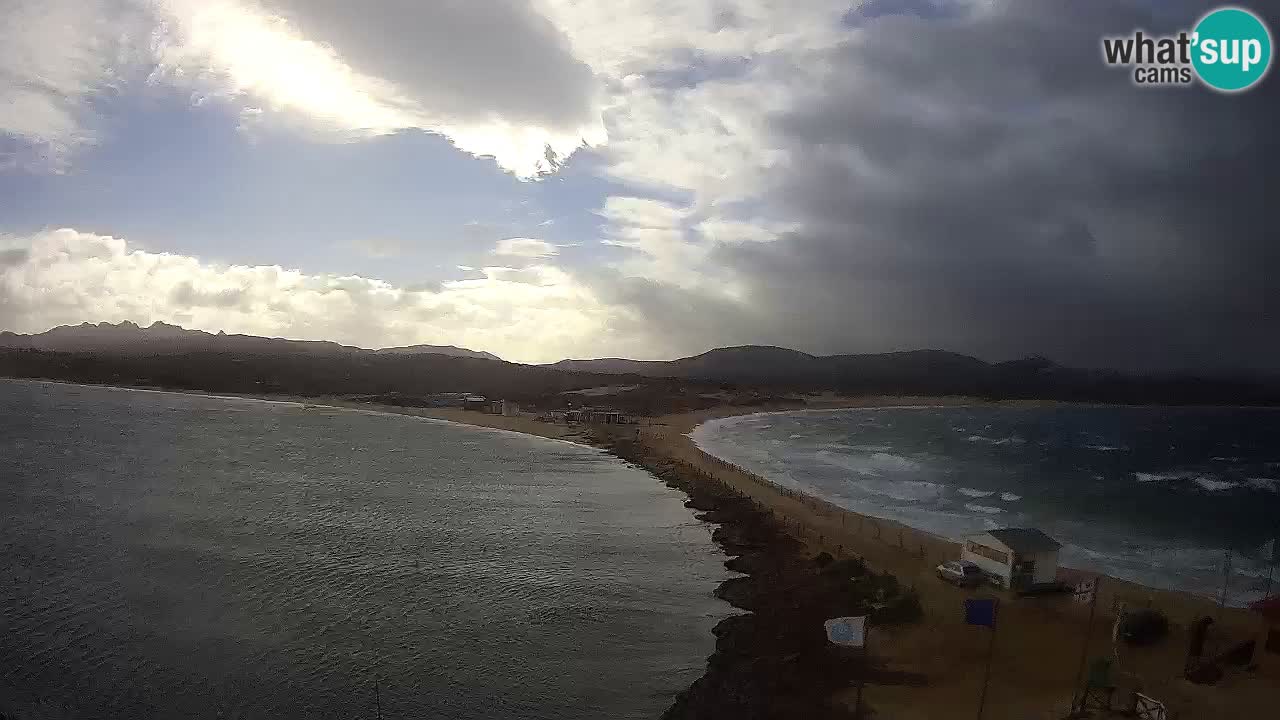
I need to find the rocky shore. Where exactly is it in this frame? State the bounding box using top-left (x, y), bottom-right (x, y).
top-left (597, 433), bottom-right (925, 719)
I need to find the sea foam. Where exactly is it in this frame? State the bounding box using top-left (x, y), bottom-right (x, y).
top-left (1194, 477), bottom-right (1238, 492)
top-left (1246, 477), bottom-right (1278, 492)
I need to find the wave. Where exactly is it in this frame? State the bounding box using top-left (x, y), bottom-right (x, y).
top-left (967, 435), bottom-right (1025, 446)
top-left (964, 504), bottom-right (1003, 514)
top-left (854, 479), bottom-right (945, 502)
top-left (1134, 471), bottom-right (1195, 483)
top-left (1194, 477), bottom-right (1239, 492)
top-left (1000, 492), bottom-right (1022, 502)
top-left (1246, 477), bottom-right (1278, 492)
top-left (815, 450), bottom-right (923, 476)
top-left (1135, 471), bottom-right (1239, 492)
top-left (1083, 444), bottom-right (1122, 452)
top-left (958, 488), bottom-right (995, 498)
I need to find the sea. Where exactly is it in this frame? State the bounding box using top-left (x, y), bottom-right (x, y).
top-left (692, 405), bottom-right (1280, 606)
top-left (0, 380), bottom-right (728, 720)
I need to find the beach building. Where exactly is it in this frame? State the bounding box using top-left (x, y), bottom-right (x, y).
top-left (462, 395), bottom-right (488, 411)
top-left (487, 399), bottom-right (520, 416)
top-left (961, 528), bottom-right (1061, 592)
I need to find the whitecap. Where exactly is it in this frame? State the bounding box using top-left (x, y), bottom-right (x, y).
top-left (817, 450), bottom-right (923, 476)
top-left (968, 435), bottom-right (1024, 446)
top-left (789, 433), bottom-right (805, 439)
top-left (853, 479), bottom-right (945, 502)
top-left (1000, 492), bottom-right (1022, 502)
top-left (1246, 477), bottom-right (1278, 492)
top-left (1134, 471), bottom-right (1194, 483)
top-left (958, 488), bottom-right (996, 498)
top-left (1194, 477), bottom-right (1238, 492)
top-left (964, 504), bottom-right (1003, 514)
top-left (1084, 444), bottom-right (1121, 452)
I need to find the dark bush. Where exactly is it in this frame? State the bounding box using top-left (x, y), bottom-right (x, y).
top-left (813, 551), bottom-right (834, 568)
top-left (820, 557), bottom-right (868, 579)
top-left (1118, 608), bottom-right (1170, 646)
top-left (874, 588), bottom-right (923, 625)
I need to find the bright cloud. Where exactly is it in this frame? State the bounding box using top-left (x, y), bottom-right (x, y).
top-left (492, 238), bottom-right (558, 259)
top-left (0, 228), bottom-right (661, 363)
top-left (149, 0), bottom-right (607, 177)
top-left (1, 0), bottom-right (608, 177)
top-left (0, 0), bottom-right (151, 169)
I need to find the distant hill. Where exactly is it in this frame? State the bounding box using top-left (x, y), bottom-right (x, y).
top-left (0, 322), bottom-right (501, 361)
top-left (550, 345), bottom-right (989, 384)
top-left (2, 327), bottom-right (1277, 407)
top-left (376, 344), bottom-right (502, 361)
top-left (547, 345), bottom-right (1280, 403)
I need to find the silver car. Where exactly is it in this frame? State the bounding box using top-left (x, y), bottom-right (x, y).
top-left (936, 560), bottom-right (984, 587)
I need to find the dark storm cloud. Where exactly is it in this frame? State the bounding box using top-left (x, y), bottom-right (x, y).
top-left (633, 0), bottom-right (1279, 371)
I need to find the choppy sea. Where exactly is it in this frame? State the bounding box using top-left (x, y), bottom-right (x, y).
top-left (693, 405), bottom-right (1280, 605)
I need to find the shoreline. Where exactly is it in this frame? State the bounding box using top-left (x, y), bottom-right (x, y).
top-left (6, 378), bottom-right (1277, 717)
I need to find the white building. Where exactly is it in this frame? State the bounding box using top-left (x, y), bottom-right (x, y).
top-left (487, 399), bottom-right (520, 416)
top-left (961, 528), bottom-right (1061, 592)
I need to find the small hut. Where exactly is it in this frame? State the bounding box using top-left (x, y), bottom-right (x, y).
top-left (961, 528), bottom-right (1061, 592)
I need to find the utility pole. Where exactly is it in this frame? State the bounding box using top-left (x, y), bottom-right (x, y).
top-left (1070, 577), bottom-right (1100, 715)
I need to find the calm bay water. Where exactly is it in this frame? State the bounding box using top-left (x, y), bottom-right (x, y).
top-left (693, 406), bottom-right (1280, 605)
top-left (0, 380), bottom-right (727, 719)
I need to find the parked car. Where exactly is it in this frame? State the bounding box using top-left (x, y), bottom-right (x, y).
top-left (936, 560), bottom-right (984, 587)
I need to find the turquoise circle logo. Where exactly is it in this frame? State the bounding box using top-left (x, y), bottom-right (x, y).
top-left (1192, 7), bottom-right (1272, 92)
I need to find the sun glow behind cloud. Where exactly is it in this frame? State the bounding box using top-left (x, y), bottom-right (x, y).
top-left (149, 0), bottom-right (607, 177)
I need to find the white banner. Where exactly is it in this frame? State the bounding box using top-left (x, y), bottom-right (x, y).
top-left (824, 616), bottom-right (867, 648)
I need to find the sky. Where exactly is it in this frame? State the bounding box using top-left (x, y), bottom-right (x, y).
top-left (0, 0), bottom-right (1275, 370)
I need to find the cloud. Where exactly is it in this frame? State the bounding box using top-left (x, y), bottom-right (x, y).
top-left (150, 0), bottom-right (607, 176)
top-left (0, 0), bottom-right (152, 169)
top-left (3, 0), bottom-right (1276, 371)
top-left (570, 0), bottom-right (1280, 371)
top-left (1, 0), bottom-right (608, 177)
top-left (0, 228), bottom-right (668, 363)
top-left (492, 238), bottom-right (558, 259)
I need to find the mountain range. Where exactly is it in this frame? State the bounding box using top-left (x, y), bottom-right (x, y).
top-left (2, 322), bottom-right (1277, 406)
top-left (0, 322), bottom-right (501, 361)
